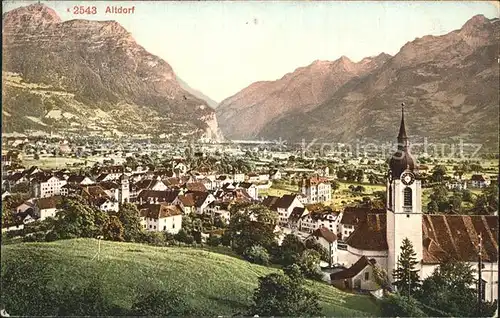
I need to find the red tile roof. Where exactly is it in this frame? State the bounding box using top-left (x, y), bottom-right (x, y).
top-left (341, 207), bottom-right (385, 225)
top-left (299, 176), bottom-right (329, 187)
top-left (312, 227), bottom-right (337, 243)
top-left (36, 196), bottom-right (62, 210)
top-left (422, 215), bottom-right (498, 263)
top-left (139, 204), bottom-right (182, 219)
top-left (185, 182), bottom-right (207, 192)
top-left (345, 213), bottom-right (388, 251)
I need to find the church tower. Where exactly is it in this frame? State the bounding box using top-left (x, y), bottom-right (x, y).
top-left (119, 174), bottom-right (130, 204)
top-left (386, 103), bottom-right (423, 281)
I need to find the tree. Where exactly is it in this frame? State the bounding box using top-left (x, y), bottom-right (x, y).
top-left (372, 264), bottom-right (391, 290)
top-left (331, 180), bottom-right (340, 193)
top-left (279, 234), bottom-right (306, 265)
top-left (448, 194), bottom-right (462, 213)
top-left (1, 202), bottom-right (15, 228)
top-left (52, 198), bottom-right (107, 239)
top-left (115, 203), bottom-right (143, 241)
top-left (381, 294), bottom-right (427, 317)
top-left (11, 182), bottom-right (30, 194)
top-left (305, 239), bottom-right (329, 262)
top-left (392, 238), bottom-right (421, 296)
top-left (427, 200), bottom-right (438, 214)
top-left (243, 245), bottom-right (270, 265)
top-left (228, 204), bottom-right (277, 254)
top-left (174, 228), bottom-right (194, 244)
top-left (356, 169), bottom-right (364, 183)
top-left (416, 258), bottom-right (496, 317)
top-left (206, 234), bottom-right (221, 247)
top-left (431, 165), bottom-right (447, 182)
top-left (297, 249), bottom-right (323, 280)
top-left (474, 183), bottom-right (499, 214)
top-left (461, 189), bottom-right (473, 202)
top-left (250, 264), bottom-right (321, 317)
top-left (102, 215), bottom-right (124, 241)
top-left (132, 289), bottom-right (192, 316)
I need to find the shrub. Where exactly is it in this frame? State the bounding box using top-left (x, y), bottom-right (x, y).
top-left (243, 245), bottom-right (270, 265)
top-left (207, 234), bottom-right (221, 247)
top-left (174, 229), bottom-right (194, 244)
top-left (131, 289), bottom-right (192, 316)
top-left (381, 294), bottom-right (427, 317)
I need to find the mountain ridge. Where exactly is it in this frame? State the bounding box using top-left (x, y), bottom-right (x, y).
top-left (216, 52), bottom-right (392, 139)
top-left (217, 15), bottom-right (499, 147)
top-left (2, 4), bottom-right (223, 141)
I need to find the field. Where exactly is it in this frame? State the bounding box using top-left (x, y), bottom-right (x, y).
top-left (21, 155), bottom-right (125, 170)
top-left (1, 239), bottom-right (381, 316)
top-left (332, 181), bottom-right (385, 208)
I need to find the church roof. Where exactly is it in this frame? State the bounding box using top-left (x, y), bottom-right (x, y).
top-left (345, 212), bottom-right (388, 251)
top-left (346, 212), bottom-right (499, 263)
top-left (422, 214), bottom-right (498, 264)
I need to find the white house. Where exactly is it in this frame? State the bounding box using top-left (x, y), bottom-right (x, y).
top-left (134, 178), bottom-right (168, 192)
top-left (66, 175), bottom-right (95, 186)
top-left (140, 204), bottom-right (183, 234)
top-left (32, 175), bottom-right (67, 198)
top-left (299, 176), bottom-right (332, 204)
top-left (233, 173), bottom-right (246, 183)
top-left (469, 174), bottom-right (491, 188)
top-left (246, 173), bottom-right (260, 183)
top-left (258, 173), bottom-right (270, 182)
top-left (192, 191), bottom-right (216, 214)
top-left (270, 169), bottom-right (282, 180)
top-left (330, 256), bottom-right (379, 290)
top-left (206, 202), bottom-right (231, 224)
top-left (308, 226), bottom-right (338, 266)
top-left (301, 210), bottom-right (342, 235)
top-left (446, 179), bottom-right (467, 190)
top-left (35, 196), bottom-right (61, 221)
top-left (262, 194), bottom-right (304, 226)
top-left (95, 197), bottom-right (119, 212)
top-left (238, 182), bottom-right (258, 200)
top-left (173, 193), bottom-right (196, 215)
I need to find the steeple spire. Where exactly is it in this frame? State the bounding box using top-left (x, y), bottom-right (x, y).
top-left (397, 103), bottom-right (408, 149)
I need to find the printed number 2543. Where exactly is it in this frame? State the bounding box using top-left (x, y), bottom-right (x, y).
top-left (73, 6), bottom-right (97, 14)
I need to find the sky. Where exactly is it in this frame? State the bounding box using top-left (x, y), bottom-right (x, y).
top-left (3, 1), bottom-right (499, 102)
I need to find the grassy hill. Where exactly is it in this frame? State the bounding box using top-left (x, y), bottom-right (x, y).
top-left (1, 239), bottom-right (380, 316)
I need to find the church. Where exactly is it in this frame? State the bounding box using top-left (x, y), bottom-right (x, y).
top-left (331, 106), bottom-right (498, 302)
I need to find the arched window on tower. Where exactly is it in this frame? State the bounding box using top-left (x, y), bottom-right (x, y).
top-left (404, 187), bottom-right (412, 207)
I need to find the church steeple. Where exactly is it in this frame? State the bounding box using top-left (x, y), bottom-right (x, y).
top-left (397, 103), bottom-right (408, 149)
top-left (389, 102), bottom-right (416, 179)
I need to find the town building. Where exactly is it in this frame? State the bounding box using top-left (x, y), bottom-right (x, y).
top-left (139, 204), bottom-right (183, 234)
top-left (469, 174), bottom-right (491, 188)
top-left (299, 176), bottom-right (332, 204)
top-left (31, 174), bottom-right (67, 198)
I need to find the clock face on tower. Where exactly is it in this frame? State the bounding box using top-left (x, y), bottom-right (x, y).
top-left (401, 172), bottom-right (415, 185)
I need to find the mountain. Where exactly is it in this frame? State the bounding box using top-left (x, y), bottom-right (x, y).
top-left (218, 15), bottom-right (499, 148)
top-left (2, 4), bottom-right (223, 141)
top-left (216, 53), bottom-right (391, 139)
top-left (176, 76), bottom-right (218, 109)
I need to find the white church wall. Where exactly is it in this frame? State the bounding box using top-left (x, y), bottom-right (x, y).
top-left (344, 246), bottom-right (388, 269)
